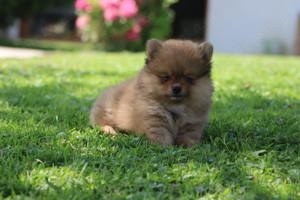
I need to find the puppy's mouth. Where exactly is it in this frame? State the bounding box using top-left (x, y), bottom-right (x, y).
top-left (169, 95), bottom-right (186, 101)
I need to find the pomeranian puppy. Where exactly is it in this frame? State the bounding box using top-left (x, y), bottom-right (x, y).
top-left (90, 39), bottom-right (213, 147)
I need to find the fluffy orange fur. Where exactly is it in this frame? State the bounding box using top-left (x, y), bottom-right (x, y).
top-left (90, 39), bottom-right (214, 147)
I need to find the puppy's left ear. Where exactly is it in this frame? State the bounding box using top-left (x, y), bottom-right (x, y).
top-left (198, 42), bottom-right (213, 61)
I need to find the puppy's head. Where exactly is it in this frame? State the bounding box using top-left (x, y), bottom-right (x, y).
top-left (141, 39), bottom-right (213, 103)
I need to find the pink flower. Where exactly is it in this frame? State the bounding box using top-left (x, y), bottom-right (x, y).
top-left (136, 16), bottom-right (150, 27)
top-left (103, 7), bottom-right (119, 21)
top-left (119, 0), bottom-right (138, 18)
top-left (132, 23), bottom-right (141, 33)
top-left (99, 0), bottom-right (138, 22)
top-left (100, 0), bottom-right (120, 8)
top-left (126, 29), bottom-right (139, 41)
top-left (100, 0), bottom-right (120, 21)
top-left (75, 0), bottom-right (92, 12)
top-left (126, 23), bottom-right (141, 41)
top-left (76, 15), bottom-right (90, 29)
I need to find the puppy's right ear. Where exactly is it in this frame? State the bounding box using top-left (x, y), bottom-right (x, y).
top-left (198, 42), bottom-right (213, 62)
top-left (146, 39), bottom-right (163, 60)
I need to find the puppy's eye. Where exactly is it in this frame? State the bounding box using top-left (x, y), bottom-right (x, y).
top-left (159, 75), bottom-right (170, 83)
top-left (184, 76), bottom-right (194, 84)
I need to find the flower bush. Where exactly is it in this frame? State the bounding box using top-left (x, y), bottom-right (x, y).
top-left (75, 0), bottom-right (176, 51)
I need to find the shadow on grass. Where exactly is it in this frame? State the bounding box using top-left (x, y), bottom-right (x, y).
top-left (0, 83), bottom-right (299, 198)
top-left (0, 39), bottom-right (92, 52)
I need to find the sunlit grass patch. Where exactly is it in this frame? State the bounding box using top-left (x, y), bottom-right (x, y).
top-left (0, 52), bottom-right (299, 199)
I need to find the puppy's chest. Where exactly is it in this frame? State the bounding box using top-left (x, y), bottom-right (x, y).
top-left (166, 105), bottom-right (195, 130)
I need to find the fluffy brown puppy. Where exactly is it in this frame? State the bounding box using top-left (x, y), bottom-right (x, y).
top-left (90, 39), bottom-right (214, 147)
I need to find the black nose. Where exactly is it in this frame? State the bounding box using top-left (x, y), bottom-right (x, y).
top-left (172, 86), bottom-right (182, 95)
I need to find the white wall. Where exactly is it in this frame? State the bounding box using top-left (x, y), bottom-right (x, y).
top-left (206, 0), bottom-right (300, 54)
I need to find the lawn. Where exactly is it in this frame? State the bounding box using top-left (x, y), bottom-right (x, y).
top-left (0, 39), bottom-right (93, 51)
top-left (0, 51), bottom-right (299, 199)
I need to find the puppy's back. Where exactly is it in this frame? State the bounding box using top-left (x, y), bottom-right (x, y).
top-left (89, 79), bottom-right (137, 129)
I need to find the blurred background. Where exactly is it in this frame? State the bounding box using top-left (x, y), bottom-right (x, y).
top-left (0, 0), bottom-right (299, 54)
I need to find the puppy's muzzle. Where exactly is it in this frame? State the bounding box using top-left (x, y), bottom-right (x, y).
top-left (172, 85), bottom-right (182, 96)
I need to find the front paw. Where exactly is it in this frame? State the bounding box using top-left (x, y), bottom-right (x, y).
top-left (146, 131), bottom-right (174, 147)
top-left (175, 135), bottom-right (198, 147)
top-left (101, 125), bottom-right (117, 136)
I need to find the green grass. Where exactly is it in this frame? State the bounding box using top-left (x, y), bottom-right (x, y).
top-left (0, 51), bottom-right (299, 199)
